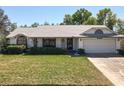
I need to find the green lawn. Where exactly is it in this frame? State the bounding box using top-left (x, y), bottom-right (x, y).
top-left (0, 55), bottom-right (112, 85)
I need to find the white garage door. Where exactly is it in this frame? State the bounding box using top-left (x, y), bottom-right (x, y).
top-left (84, 38), bottom-right (116, 53)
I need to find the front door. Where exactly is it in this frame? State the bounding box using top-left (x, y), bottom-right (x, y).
top-left (67, 38), bottom-right (73, 50)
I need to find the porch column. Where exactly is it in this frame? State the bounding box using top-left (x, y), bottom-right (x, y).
top-left (56, 38), bottom-right (61, 48)
top-left (73, 38), bottom-right (78, 50)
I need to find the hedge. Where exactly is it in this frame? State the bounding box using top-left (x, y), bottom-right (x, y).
top-left (28, 47), bottom-right (68, 54)
top-left (77, 48), bottom-right (85, 54)
top-left (117, 49), bottom-right (124, 55)
top-left (3, 45), bottom-right (26, 54)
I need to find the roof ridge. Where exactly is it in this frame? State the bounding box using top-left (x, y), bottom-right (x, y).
top-left (37, 25), bottom-right (105, 26)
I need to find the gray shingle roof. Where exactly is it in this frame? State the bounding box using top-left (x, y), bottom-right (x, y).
top-left (7, 25), bottom-right (111, 38)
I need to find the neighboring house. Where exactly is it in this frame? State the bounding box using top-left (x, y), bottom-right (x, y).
top-left (7, 25), bottom-right (124, 53)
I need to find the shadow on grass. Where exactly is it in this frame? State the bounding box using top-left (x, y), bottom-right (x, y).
top-left (1, 53), bottom-right (87, 57)
top-left (1, 53), bottom-right (69, 56)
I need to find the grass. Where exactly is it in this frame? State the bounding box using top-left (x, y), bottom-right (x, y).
top-left (0, 55), bottom-right (113, 85)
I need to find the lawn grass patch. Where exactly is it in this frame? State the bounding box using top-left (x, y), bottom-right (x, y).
top-left (0, 55), bottom-right (113, 85)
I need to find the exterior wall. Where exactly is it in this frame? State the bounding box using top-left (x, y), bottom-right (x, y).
top-left (9, 37), bottom-right (120, 53)
top-left (83, 28), bottom-right (113, 34)
top-left (8, 37), bottom-right (81, 50)
top-left (27, 38), bottom-right (43, 48)
top-left (9, 37), bottom-right (17, 44)
top-left (26, 37), bottom-right (67, 49)
top-left (78, 38), bottom-right (84, 49)
top-left (56, 38), bottom-right (61, 48)
top-left (37, 38), bottom-right (42, 47)
top-left (73, 38), bottom-right (78, 50)
top-left (61, 38), bottom-right (67, 49)
top-left (27, 38), bottom-right (34, 48)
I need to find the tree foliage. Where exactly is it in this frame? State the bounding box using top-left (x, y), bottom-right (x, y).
top-left (0, 8), bottom-right (11, 48)
top-left (51, 23), bottom-right (54, 25)
top-left (31, 22), bottom-right (39, 27)
top-left (10, 23), bottom-right (17, 31)
top-left (0, 35), bottom-right (6, 45)
top-left (96, 8), bottom-right (117, 30)
top-left (72, 8), bottom-right (92, 25)
top-left (97, 8), bottom-right (111, 25)
top-left (62, 8), bottom-right (118, 30)
top-left (20, 24), bottom-right (28, 28)
top-left (44, 22), bottom-right (50, 25)
top-left (63, 14), bottom-right (73, 25)
top-left (106, 13), bottom-right (117, 30)
top-left (0, 9), bottom-right (11, 35)
top-left (84, 17), bottom-right (97, 25)
top-left (116, 19), bottom-right (124, 34)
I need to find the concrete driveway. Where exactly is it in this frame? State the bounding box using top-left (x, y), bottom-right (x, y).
top-left (87, 53), bottom-right (124, 86)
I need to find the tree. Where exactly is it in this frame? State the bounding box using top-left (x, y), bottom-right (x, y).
top-left (0, 9), bottom-right (10, 35)
top-left (72, 8), bottom-right (92, 25)
top-left (20, 24), bottom-right (28, 28)
top-left (31, 22), bottom-right (39, 27)
top-left (24, 24), bottom-right (28, 27)
top-left (44, 22), bottom-right (50, 25)
top-left (60, 23), bottom-right (64, 25)
top-left (84, 16), bottom-right (97, 25)
top-left (20, 25), bottom-right (23, 27)
top-left (51, 23), bottom-right (54, 25)
top-left (97, 8), bottom-right (111, 25)
top-left (0, 8), bottom-right (11, 49)
top-left (107, 13), bottom-right (117, 30)
top-left (115, 19), bottom-right (124, 34)
top-left (96, 8), bottom-right (117, 30)
top-left (0, 35), bottom-right (6, 47)
top-left (10, 23), bottom-right (17, 31)
top-left (63, 14), bottom-right (73, 25)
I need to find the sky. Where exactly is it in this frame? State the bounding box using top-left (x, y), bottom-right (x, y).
top-left (1, 6), bottom-right (124, 26)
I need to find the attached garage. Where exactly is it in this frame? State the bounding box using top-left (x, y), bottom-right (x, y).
top-left (83, 38), bottom-right (116, 53)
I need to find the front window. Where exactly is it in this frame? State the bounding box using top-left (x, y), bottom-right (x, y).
top-left (95, 29), bottom-right (104, 39)
top-left (17, 36), bottom-right (27, 45)
top-left (95, 29), bottom-right (104, 35)
top-left (43, 38), bottom-right (56, 47)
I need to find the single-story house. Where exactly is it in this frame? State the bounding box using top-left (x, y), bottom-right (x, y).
top-left (7, 25), bottom-right (124, 53)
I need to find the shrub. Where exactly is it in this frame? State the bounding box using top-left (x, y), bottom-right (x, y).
top-left (117, 49), bottom-right (124, 55)
top-left (77, 48), bottom-right (85, 54)
top-left (4, 45), bottom-right (26, 54)
top-left (1, 46), bottom-right (7, 54)
top-left (28, 47), bottom-right (68, 55)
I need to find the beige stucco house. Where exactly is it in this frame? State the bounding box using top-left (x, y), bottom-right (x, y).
top-left (7, 25), bottom-right (124, 53)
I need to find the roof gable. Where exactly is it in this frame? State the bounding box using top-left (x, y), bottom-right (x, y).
top-left (82, 27), bottom-right (115, 35)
